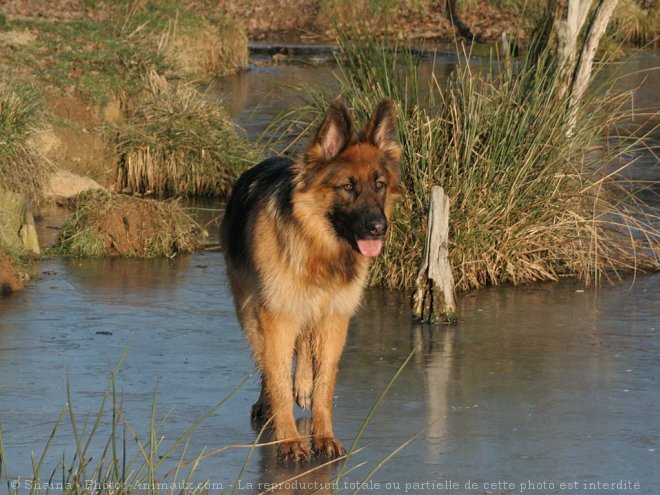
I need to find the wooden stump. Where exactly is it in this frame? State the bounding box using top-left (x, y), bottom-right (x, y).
top-left (411, 186), bottom-right (456, 324)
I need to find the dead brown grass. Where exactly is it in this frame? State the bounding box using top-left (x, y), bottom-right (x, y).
top-left (0, 77), bottom-right (55, 204)
top-left (113, 78), bottom-right (257, 197)
top-left (165, 17), bottom-right (248, 77)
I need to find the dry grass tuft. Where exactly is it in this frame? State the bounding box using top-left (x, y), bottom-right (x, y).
top-left (608, 0), bottom-right (659, 46)
top-left (0, 77), bottom-right (55, 204)
top-left (166, 17), bottom-right (248, 77)
top-left (113, 77), bottom-right (258, 197)
top-left (53, 190), bottom-right (204, 257)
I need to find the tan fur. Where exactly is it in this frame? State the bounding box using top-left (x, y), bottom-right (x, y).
top-left (227, 205), bottom-right (369, 459)
top-left (223, 99), bottom-right (401, 461)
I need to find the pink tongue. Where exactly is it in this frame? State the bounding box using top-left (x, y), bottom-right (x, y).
top-left (357, 239), bottom-right (383, 257)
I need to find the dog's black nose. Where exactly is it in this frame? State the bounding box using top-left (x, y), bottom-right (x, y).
top-left (367, 218), bottom-right (387, 237)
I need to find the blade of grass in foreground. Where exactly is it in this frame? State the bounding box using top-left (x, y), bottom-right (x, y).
top-left (350, 419), bottom-right (443, 495)
top-left (114, 372), bottom-right (254, 489)
top-left (28, 405), bottom-right (67, 495)
top-left (63, 349), bottom-right (129, 489)
top-left (152, 372), bottom-right (253, 474)
top-left (335, 350), bottom-right (416, 486)
top-left (229, 418), bottom-right (271, 495)
top-left (0, 428), bottom-right (14, 494)
top-left (2, 351), bottom-right (253, 494)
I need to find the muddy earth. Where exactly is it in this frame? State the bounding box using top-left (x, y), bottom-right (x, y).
top-left (0, 250), bottom-right (25, 294)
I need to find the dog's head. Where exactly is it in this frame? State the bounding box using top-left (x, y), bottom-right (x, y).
top-left (297, 98), bottom-right (401, 257)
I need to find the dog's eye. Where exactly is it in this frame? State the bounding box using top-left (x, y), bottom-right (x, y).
top-left (341, 183), bottom-right (354, 191)
top-left (375, 180), bottom-right (386, 190)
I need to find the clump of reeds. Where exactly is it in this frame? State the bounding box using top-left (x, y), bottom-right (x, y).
top-left (0, 77), bottom-right (54, 204)
top-left (53, 190), bottom-right (204, 257)
top-left (609, 0), bottom-right (660, 46)
top-left (113, 77), bottom-right (257, 197)
top-left (273, 34), bottom-right (660, 291)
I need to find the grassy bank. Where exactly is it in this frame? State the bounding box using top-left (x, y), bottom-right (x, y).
top-left (0, 0), bottom-right (253, 197)
top-left (52, 190), bottom-right (204, 257)
top-left (275, 34), bottom-right (660, 291)
top-left (0, 76), bottom-right (48, 294)
top-left (1, 1), bottom-right (257, 263)
top-left (0, 1), bottom-right (247, 109)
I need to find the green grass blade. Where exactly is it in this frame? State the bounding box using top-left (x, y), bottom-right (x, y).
top-left (336, 350), bottom-right (415, 484)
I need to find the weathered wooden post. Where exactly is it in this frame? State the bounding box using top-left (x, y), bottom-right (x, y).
top-left (411, 185), bottom-right (456, 324)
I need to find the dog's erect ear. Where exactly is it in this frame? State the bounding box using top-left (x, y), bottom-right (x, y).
top-left (362, 99), bottom-right (401, 161)
top-left (308, 98), bottom-right (353, 162)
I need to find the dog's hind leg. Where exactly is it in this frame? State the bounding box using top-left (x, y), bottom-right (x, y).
top-left (235, 298), bottom-right (271, 422)
top-left (258, 307), bottom-right (312, 462)
top-left (251, 375), bottom-right (271, 422)
top-left (294, 332), bottom-right (314, 410)
top-left (311, 313), bottom-right (349, 458)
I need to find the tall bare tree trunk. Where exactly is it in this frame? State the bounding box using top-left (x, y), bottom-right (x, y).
top-left (553, 0), bottom-right (593, 100)
top-left (570, 0), bottom-right (619, 108)
top-left (552, 0), bottom-right (619, 131)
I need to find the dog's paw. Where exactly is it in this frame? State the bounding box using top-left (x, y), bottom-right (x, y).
top-left (294, 380), bottom-right (313, 409)
top-left (278, 438), bottom-right (312, 462)
top-left (250, 400), bottom-right (271, 422)
top-left (312, 435), bottom-right (346, 458)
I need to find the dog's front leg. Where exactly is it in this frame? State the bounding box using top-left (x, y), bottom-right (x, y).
top-left (258, 307), bottom-right (311, 461)
top-left (294, 332), bottom-right (314, 409)
top-left (311, 313), bottom-right (350, 458)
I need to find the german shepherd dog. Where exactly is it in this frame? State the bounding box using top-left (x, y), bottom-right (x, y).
top-left (221, 98), bottom-right (401, 461)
